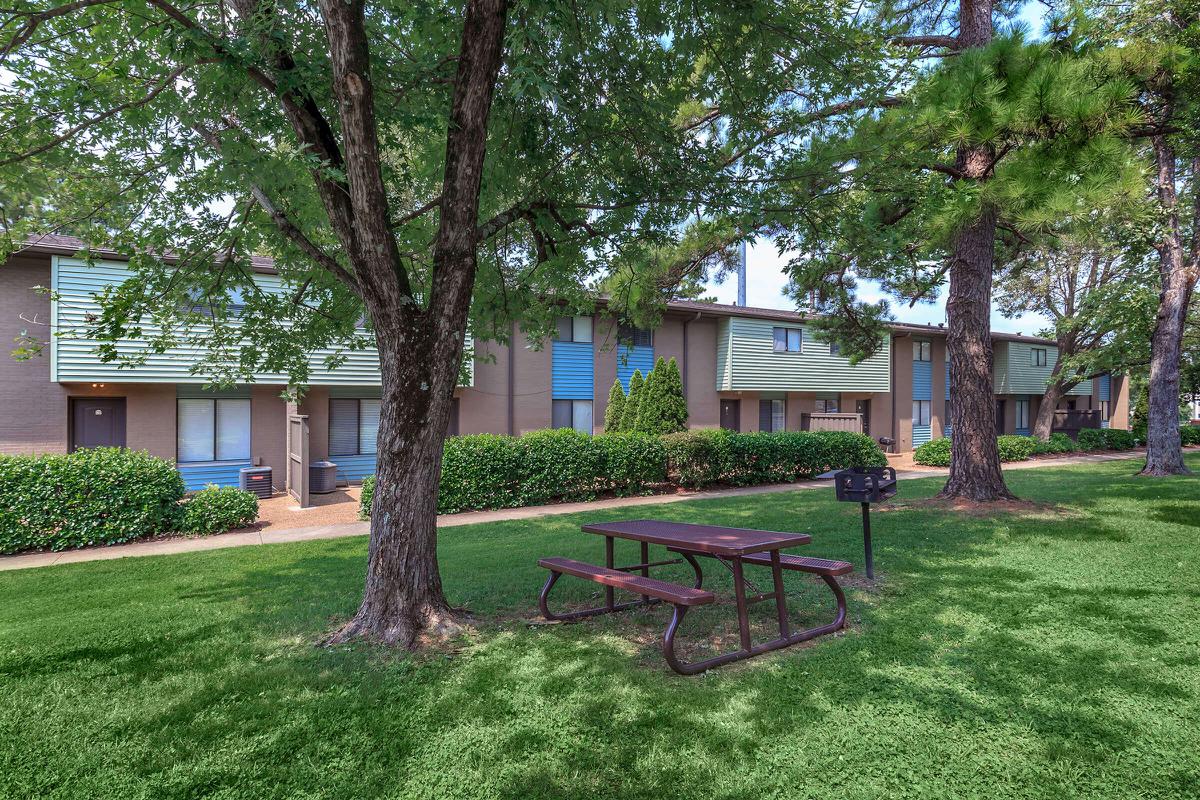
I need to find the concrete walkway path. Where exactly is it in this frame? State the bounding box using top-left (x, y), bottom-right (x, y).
top-left (0, 449), bottom-right (1151, 572)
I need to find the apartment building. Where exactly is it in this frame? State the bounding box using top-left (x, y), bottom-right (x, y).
top-left (0, 238), bottom-right (1129, 490)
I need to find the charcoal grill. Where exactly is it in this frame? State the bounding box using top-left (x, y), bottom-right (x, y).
top-left (831, 466), bottom-right (897, 579)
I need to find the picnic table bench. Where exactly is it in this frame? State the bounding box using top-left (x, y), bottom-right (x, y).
top-left (538, 519), bottom-right (851, 674)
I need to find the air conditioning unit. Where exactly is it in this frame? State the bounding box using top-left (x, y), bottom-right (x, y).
top-left (310, 461), bottom-right (338, 494)
top-left (239, 466), bottom-right (273, 499)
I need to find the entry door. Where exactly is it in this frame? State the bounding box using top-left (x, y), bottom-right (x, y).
top-left (719, 399), bottom-right (740, 431)
top-left (70, 398), bottom-right (127, 451)
top-left (855, 399), bottom-right (871, 436)
top-left (995, 399), bottom-right (1006, 435)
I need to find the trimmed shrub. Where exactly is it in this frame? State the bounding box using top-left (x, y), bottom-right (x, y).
top-left (915, 435), bottom-right (1037, 466)
top-left (635, 356), bottom-right (688, 434)
top-left (603, 379), bottom-right (626, 432)
top-left (620, 370), bottom-right (645, 431)
top-left (0, 447), bottom-right (185, 554)
top-left (1101, 428), bottom-right (1137, 450)
top-left (1077, 428), bottom-right (1106, 451)
top-left (663, 429), bottom-right (732, 488)
top-left (1182, 425), bottom-right (1200, 446)
top-left (178, 485), bottom-right (258, 535)
top-left (913, 437), bottom-right (952, 467)
top-left (359, 475), bottom-right (375, 520)
top-left (1032, 432), bottom-right (1076, 455)
top-left (595, 433), bottom-right (669, 496)
top-left (997, 435), bottom-right (1038, 462)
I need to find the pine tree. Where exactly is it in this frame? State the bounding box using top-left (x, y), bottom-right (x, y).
top-left (634, 357), bottom-right (667, 433)
top-left (603, 379), bottom-right (627, 432)
top-left (660, 357), bottom-right (689, 432)
top-left (621, 370), bottom-right (645, 432)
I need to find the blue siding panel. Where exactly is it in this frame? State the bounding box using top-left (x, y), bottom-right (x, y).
top-left (913, 425), bottom-right (932, 446)
top-left (552, 341), bottom-right (594, 399)
top-left (1098, 374), bottom-right (1111, 401)
top-left (1016, 428), bottom-right (1030, 436)
top-left (179, 461), bottom-right (252, 491)
top-left (617, 345), bottom-right (655, 391)
top-left (912, 361), bottom-right (933, 401)
top-left (333, 454), bottom-right (377, 483)
top-left (945, 361), bottom-right (951, 400)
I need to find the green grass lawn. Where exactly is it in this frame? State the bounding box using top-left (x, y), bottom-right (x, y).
top-left (2, 455), bottom-right (1199, 799)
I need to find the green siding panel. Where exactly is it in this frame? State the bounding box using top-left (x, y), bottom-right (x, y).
top-left (995, 340), bottom-right (1089, 396)
top-left (715, 317), bottom-right (890, 392)
top-left (52, 257), bottom-right (473, 387)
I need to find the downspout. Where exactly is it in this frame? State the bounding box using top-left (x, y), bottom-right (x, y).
top-left (681, 311), bottom-right (701, 396)
top-left (507, 320), bottom-right (515, 436)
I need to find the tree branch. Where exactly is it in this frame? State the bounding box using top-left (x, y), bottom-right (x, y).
top-left (890, 34), bottom-right (960, 49)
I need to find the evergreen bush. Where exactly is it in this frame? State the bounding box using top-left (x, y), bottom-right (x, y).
top-left (603, 379), bottom-right (626, 432)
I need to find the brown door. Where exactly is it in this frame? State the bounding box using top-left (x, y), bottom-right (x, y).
top-left (70, 398), bottom-right (127, 451)
top-left (995, 399), bottom-right (1005, 435)
top-left (720, 399), bottom-right (740, 431)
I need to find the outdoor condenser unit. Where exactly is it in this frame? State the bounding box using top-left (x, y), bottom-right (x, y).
top-left (309, 461), bottom-right (339, 494)
top-left (239, 466), bottom-right (274, 499)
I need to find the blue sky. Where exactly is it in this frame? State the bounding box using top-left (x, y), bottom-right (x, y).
top-left (703, 1), bottom-right (1053, 336)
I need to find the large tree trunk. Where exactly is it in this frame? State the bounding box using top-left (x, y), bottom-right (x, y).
top-left (937, 0), bottom-right (1012, 500)
top-left (326, 0), bottom-right (510, 646)
top-left (1033, 380), bottom-right (1067, 440)
top-left (1142, 143), bottom-right (1196, 476)
top-left (940, 204), bottom-right (1014, 500)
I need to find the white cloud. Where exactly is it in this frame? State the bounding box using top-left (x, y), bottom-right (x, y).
top-left (704, 238), bottom-right (1052, 336)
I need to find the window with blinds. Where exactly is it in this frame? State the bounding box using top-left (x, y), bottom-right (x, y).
top-left (177, 399), bottom-right (250, 463)
top-left (329, 399), bottom-right (380, 456)
top-left (617, 324), bottom-right (653, 347)
top-left (758, 398), bottom-right (785, 432)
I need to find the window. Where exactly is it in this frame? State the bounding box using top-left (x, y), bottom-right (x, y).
top-left (815, 395), bottom-right (840, 413)
top-left (912, 400), bottom-right (931, 426)
top-left (182, 286), bottom-right (247, 318)
top-left (177, 399), bottom-right (250, 463)
top-left (555, 315), bottom-right (593, 343)
top-left (1099, 400), bottom-right (1111, 422)
top-left (829, 341), bottom-right (841, 356)
top-left (617, 324), bottom-right (653, 348)
top-left (552, 400), bottom-right (592, 434)
top-left (329, 398), bottom-right (382, 456)
top-left (772, 327), bottom-right (802, 352)
top-left (1030, 348), bottom-right (1047, 366)
top-left (759, 398), bottom-right (786, 432)
top-left (1015, 399), bottom-right (1030, 430)
top-left (913, 341), bottom-right (931, 362)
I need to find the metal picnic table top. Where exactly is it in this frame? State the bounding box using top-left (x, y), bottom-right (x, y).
top-left (580, 519), bottom-right (812, 557)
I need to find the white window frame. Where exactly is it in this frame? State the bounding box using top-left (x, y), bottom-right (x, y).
top-left (913, 341), bottom-right (931, 362)
top-left (552, 399), bottom-right (593, 434)
top-left (1031, 348), bottom-right (1047, 367)
top-left (1015, 399), bottom-right (1030, 430)
top-left (329, 398), bottom-right (381, 457)
top-left (555, 315), bottom-right (593, 343)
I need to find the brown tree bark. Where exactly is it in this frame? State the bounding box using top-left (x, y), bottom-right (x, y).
top-left (936, 0), bottom-right (1014, 500)
top-left (1032, 381), bottom-right (1066, 440)
top-left (324, 0), bottom-right (510, 646)
top-left (1142, 143), bottom-right (1198, 476)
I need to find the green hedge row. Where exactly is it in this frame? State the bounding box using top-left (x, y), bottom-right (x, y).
top-left (360, 428), bottom-right (885, 517)
top-left (914, 427), bottom-right (1143, 467)
top-left (0, 448), bottom-right (259, 554)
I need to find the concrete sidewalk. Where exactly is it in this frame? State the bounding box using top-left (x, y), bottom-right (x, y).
top-left (0, 449), bottom-right (1151, 572)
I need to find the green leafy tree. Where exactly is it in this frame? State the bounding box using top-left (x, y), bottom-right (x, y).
top-left (780, 7), bottom-right (1144, 500)
top-left (603, 379), bottom-right (626, 433)
top-left (0, 0), bottom-right (929, 644)
top-left (621, 370), bottom-right (645, 433)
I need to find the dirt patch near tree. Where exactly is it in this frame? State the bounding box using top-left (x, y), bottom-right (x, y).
top-left (876, 496), bottom-right (1077, 518)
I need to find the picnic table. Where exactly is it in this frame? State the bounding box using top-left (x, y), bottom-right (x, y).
top-left (538, 519), bottom-right (852, 674)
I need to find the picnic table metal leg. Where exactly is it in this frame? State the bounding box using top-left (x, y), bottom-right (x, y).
top-left (770, 550), bottom-right (790, 638)
top-left (639, 541), bottom-right (650, 604)
top-left (732, 557), bottom-right (752, 653)
top-left (605, 536), bottom-right (615, 611)
top-left (681, 551), bottom-right (704, 589)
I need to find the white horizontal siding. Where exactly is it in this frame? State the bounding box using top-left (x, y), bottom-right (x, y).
top-left (717, 317), bottom-right (890, 392)
top-left (51, 257), bottom-right (472, 387)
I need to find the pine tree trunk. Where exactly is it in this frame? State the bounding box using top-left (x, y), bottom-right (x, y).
top-left (1141, 141), bottom-right (1196, 476)
top-left (935, 0), bottom-right (1012, 501)
top-left (939, 204), bottom-right (1014, 500)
